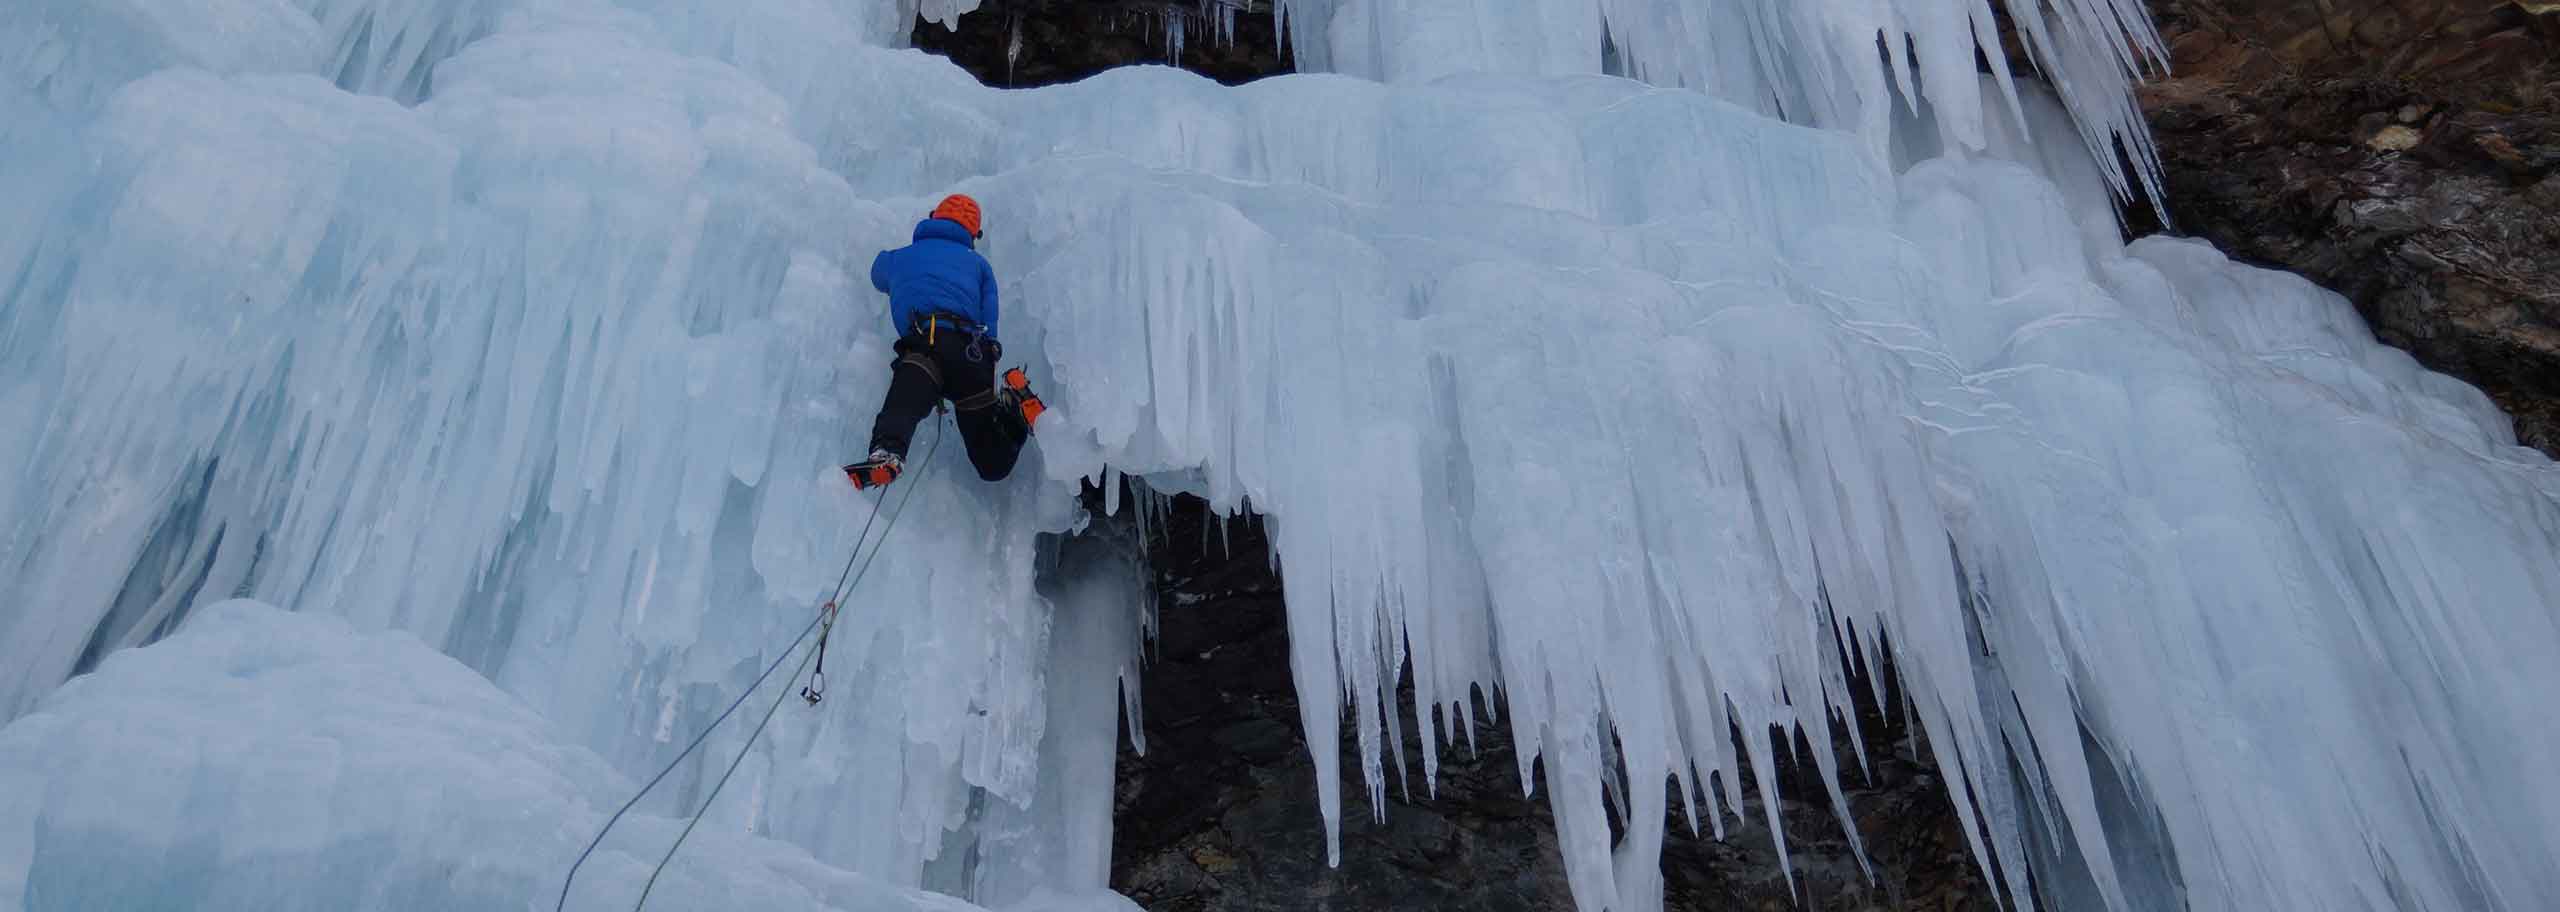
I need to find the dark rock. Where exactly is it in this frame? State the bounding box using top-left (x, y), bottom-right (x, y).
top-left (1206, 718), bottom-right (1295, 763)
top-left (1107, 493), bottom-right (1992, 911)
top-left (2133, 0), bottom-right (2560, 454)
top-left (910, 0), bottom-right (1290, 88)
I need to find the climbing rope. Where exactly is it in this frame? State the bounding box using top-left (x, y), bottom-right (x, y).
top-left (555, 419), bottom-right (947, 912)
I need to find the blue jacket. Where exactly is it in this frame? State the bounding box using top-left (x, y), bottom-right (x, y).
top-left (870, 218), bottom-right (998, 340)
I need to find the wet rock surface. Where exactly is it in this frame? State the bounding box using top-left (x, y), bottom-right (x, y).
top-left (2134, 0), bottom-right (2560, 452)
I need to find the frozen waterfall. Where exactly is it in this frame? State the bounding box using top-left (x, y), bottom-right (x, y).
top-left (4, 1), bottom-right (2557, 911)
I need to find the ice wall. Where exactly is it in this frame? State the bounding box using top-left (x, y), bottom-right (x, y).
top-left (0, 600), bottom-right (1000, 912)
top-left (5, 1), bottom-right (2559, 912)
top-left (1271, 0), bottom-right (2166, 202)
top-left (2, 4), bottom-right (1131, 904)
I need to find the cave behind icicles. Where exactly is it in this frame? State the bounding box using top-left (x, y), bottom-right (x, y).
top-left (910, 1), bottom-right (1293, 88)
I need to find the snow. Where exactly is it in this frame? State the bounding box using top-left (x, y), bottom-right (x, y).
top-left (3, 1), bottom-right (2558, 911)
top-left (0, 599), bottom-right (997, 912)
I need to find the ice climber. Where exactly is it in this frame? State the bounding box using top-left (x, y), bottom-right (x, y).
top-left (845, 194), bottom-right (1046, 489)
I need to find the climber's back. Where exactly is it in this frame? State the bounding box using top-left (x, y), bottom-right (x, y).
top-left (869, 194), bottom-right (997, 339)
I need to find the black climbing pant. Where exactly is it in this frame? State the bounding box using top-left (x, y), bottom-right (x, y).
top-left (867, 330), bottom-right (1025, 481)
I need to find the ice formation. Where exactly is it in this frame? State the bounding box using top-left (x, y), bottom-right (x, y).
top-left (1270, 0), bottom-right (2167, 203)
top-left (0, 600), bottom-right (968, 911)
top-left (3, 1), bottom-right (2558, 911)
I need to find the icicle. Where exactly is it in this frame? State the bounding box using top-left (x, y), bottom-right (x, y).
top-left (1006, 13), bottom-right (1022, 85)
top-left (7, 3), bottom-right (2557, 912)
top-left (1268, 0), bottom-right (2170, 199)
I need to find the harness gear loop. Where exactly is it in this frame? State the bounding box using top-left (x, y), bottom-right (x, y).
top-left (911, 314), bottom-right (991, 365)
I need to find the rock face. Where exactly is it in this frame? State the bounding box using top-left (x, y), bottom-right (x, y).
top-left (911, 1), bottom-right (1287, 87)
top-left (1109, 498), bottom-right (1995, 912)
top-left (2135, 0), bottom-right (2560, 453)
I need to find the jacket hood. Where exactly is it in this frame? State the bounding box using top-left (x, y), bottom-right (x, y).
top-left (913, 217), bottom-right (976, 247)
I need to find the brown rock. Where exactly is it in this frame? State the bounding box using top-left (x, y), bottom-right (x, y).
top-left (2527, 172), bottom-right (2560, 207)
top-left (2371, 123), bottom-right (2427, 151)
top-left (1187, 844), bottom-right (1239, 874)
top-left (2135, 0), bottom-right (2560, 455)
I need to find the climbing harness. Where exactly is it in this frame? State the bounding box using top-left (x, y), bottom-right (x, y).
top-left (555, 419), bottom-right (947, 912)
top-left (912, 313), bottom-right (994, 366)
top-left (950, 387), bottom-right (1000, 412)
top-left (897, 347), bottom-right (944, 388)
top-left (902, 315), bottom-right (1032, 432)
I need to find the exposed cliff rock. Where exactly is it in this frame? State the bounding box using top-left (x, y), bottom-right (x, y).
top-left (912, 1), bottom-right (1287, 87)
top-left (1109, 497), bottom-right (1994, 912)
top-left (2135, 0), bottom-right (2560, 452)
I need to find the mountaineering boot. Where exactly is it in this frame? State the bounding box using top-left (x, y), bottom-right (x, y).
top-left (999, 367), bottom-right (1044, 436)
top-left (844, 449), bottom-right (902, 489)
